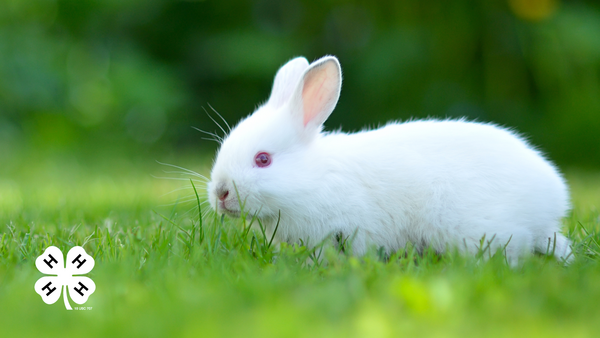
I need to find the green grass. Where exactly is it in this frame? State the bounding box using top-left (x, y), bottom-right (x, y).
top-left (1, 152), bottom-right (600, 338)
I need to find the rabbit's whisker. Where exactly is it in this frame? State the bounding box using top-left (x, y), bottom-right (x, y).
top-left (161, 170), bottom-right (209, 181)
top-left (201, 137), bottom-right (222, 144)
top-left (156, 161), bottom-right (209, 180)
top-left (158, 198), bottom-right (207, 207)
top-left (193, 126), bottom-right (224, 143)
top-left (203, 106), bottom-right (228, 138)
top-left (207, 102), bottom-right (231, 132)
top-left (159, 187), bottom-right (197, 197)
top-left (151, 175), bottom-right (206, 183)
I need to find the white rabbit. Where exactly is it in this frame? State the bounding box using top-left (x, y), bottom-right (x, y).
top-left (207, 55), bottom-right (572, 265)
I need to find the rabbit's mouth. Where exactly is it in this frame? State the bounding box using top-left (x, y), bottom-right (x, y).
top-left (218, 200), bottom-right (241, 218)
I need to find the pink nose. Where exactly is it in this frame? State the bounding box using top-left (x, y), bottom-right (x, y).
top-left (217, 188), bottom-right (229, 201)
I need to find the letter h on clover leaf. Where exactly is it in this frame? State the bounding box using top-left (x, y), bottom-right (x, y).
top-left (34, 246), bottom-right (96, 310)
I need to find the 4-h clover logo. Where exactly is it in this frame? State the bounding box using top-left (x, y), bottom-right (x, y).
top-left (34, 246), bottom-right (96, 310)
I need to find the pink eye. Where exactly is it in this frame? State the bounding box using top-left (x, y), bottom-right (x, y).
top-left (254, 152), bottom-right (272, 168)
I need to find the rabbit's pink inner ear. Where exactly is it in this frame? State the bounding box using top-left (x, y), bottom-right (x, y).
top-left (301, 60), bottom-right (340, 127)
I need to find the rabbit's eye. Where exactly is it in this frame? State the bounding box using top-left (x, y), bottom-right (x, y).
top-left (254, 152), bottom-right (272, 168)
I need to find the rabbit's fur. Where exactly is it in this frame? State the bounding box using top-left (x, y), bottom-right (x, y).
top-left (207, 56), bottom-right (572, 265)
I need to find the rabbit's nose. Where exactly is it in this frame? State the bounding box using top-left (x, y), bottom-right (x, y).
top-left (216, 187), bottom-right (229, 201)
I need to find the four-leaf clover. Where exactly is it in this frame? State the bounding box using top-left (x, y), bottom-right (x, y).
top-left (34, 246), bottom-right (96, 310)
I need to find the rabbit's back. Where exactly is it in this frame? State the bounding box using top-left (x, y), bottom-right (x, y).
top-left (317, 120), bottom-right (570, 262)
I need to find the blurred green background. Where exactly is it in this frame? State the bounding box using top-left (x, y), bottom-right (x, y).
top-left (1, 2), bottom-right (600, 336)
top-left (1, 0), bottom-right (599, 167)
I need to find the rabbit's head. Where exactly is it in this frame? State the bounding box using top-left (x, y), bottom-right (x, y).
top-left (207, 56), bottom-right (342, 218)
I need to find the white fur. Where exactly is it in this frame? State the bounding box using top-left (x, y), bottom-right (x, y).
top-left (207, 56), bottom-right (572, 265)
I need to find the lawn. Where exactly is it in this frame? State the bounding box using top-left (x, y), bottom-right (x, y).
top-left (1, 150), bottom-right (599, 338)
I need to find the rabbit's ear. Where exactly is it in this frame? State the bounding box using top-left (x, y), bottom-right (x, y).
top-left (268, 57), bottom-right (310, 108)
top-left (289, 56), bottom-right (341, 132)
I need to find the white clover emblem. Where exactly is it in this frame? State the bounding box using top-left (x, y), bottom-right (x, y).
top-left (34, 246), bottom-right (96, 310)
